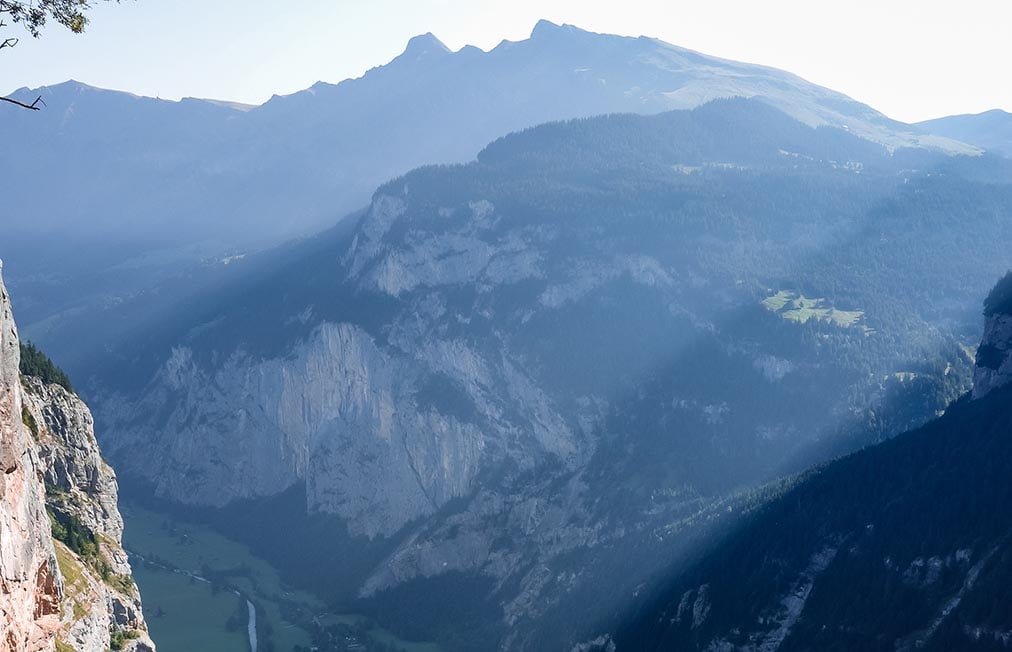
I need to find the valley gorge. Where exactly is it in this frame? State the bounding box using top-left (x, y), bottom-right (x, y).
top-left (3, 16), bottom-right (1012, 652)
top-left (90, 99), bottom-right (1012, 649)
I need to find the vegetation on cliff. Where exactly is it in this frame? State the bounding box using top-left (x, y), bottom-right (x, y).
top-left (984, 271), bottom-right (1012, 316)
top-left (20, 340), bottom-right (73, 392)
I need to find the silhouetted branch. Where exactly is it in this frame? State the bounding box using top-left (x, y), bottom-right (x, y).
top-left (0, 16), bottom-right (14, 49)
top-left (0, 94), bottom-right (44, 110)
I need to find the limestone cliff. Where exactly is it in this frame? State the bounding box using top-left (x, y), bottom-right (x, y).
top-left (0, 266), bottom-right (59, 652)
top-left (0, 262), bottom-right (154, 652)
top-left (100, 319), bottom-right (576, 539)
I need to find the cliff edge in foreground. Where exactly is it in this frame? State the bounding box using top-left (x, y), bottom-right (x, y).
top-left (0, 261), bottom-right (154, 652)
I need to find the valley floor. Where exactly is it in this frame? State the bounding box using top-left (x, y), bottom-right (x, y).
top-left (122, 501), bottom-right (440, 652)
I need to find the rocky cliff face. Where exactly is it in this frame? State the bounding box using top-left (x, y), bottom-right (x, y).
top-left (972, 282), bottom-right (1012, 399)
top-left (0, 264), bottom-right (60, 652)
top-left (103, 315), bottom-right (576, 539)
top-left (22, 376), bottom-right (155, 652)
top-left (0, 262), bottom-right (153, 652)
top-left (972, 312), bottom-right (1012, 398)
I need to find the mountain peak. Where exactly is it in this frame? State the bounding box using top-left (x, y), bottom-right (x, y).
top-left (33, 79), bottom-right (99, 94)
top-left (530, 19), bottom-right (582, 39)
top-left (532, 18), bottom-right (560, 36)
top-left (403, 32), bottom-right (450, 57)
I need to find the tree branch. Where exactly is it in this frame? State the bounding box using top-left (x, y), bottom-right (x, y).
top-left (0, 94), bottom-right (44, 110)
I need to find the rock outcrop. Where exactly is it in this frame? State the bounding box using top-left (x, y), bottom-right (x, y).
top-left (973, 312), bottom-right (1012, 399)
top-left (0, 261), bottom-right (154, 652)
top-left (22, 376), bottom-right (154, 652)
top-left (973, 274), bottom-right (1012, 399)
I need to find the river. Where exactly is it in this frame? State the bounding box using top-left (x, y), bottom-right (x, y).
top-left (246, 599), bottom-right (257, 652)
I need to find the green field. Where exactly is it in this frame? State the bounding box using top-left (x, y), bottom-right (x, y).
top-left (123, 501), bottom-right (443, 652)
top-left (762, 290), bottom-right (866, 329)
top-left (123, 501), bottom-right (318, 652)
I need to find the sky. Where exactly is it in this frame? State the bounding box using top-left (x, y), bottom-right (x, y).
top-left (1, 0), bottom-right (1009, 123)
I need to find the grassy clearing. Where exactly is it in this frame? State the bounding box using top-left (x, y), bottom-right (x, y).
top-left (21, 404), bottom-right (39, 439)
top-left (54, 543), bottom-right (86, 589)
top-left (761, 290), bottom-right (793, 312)
top-left (762, 290), bottom-right (865, 329)
top-left (54, 542), bottom-right (90, 621)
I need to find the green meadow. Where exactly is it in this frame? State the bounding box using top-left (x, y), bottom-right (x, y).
top-left (123, 501), bottom-right (442, 652)
top-left (123, 501), bottom-right (318, 652)
top-left (762, 290), bottom-right (866, 329)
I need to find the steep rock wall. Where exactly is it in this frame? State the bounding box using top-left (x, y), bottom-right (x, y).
top-left (22, 376), bottom-right (154, 652)
top-left (99, 319), bottom-right (576, 538)
top-left (1, 262), bottom-right (61, 652)
top-left (1, 262), bottom-right (154, 652)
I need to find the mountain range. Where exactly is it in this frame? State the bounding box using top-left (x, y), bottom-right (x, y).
top-left (2, 19), bottom-right (1012, 652)
top-left (919, 109), bottom-right (1012, 158)
top-left (0, 20), bottom-right (978, 370)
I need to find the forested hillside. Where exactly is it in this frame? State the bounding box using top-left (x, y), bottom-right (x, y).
top-left (617, 273), bottom-right (1012, 651)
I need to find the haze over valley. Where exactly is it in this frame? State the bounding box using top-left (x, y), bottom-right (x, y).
top-left (2, 5), bottom-right (1012, 652)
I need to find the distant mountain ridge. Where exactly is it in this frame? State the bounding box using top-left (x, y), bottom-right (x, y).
top-left (0, 20), bottom-right (976, 368)
top-left (918, 109), bottom-right (1012, 158)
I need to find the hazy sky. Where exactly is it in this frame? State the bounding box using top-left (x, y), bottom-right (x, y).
top-left (1, 0), bottom-right (1008, 123)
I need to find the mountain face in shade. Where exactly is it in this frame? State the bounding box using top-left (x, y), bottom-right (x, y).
top-left (84, 99), bottom-right (1012, 651)
top-left (973, 273), bottom-right (1012, 399)
top-left (918, 109), bottom-right (1012, 158)
top-left (0, 21), bottom-right (974, 368)
top-left (616, 272), bottom-right (1012, 652)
